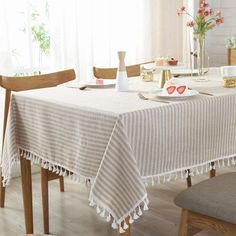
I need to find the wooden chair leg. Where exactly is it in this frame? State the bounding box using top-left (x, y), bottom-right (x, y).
top-left (0, 176), bottom-right (6, 208)
top-left (185, 169), bottom-right (192, 188)
top-left (178, 209), bottom-right (188, 236)
top-left (41, 168), bottom-right (49, 234)
top-left (209, 162), bottom-right (216, 178)
top-left (117, 217), bottom-right (130, 236)
top-left (20, 157), bottom-right (33, 234)
top-left (186, 225), bottom-right (202, 236)
top-left (59, 176), bottom-right (64, 192)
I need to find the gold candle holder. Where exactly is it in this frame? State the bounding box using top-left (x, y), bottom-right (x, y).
top-left (140, 69), bottom-right (153, 82)
top-left (223, 76), bottom-right (236, 88)
top-left (159, 69), bottom-right (171, 88)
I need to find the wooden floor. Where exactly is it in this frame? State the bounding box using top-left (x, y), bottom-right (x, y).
top-left (0, 166), bottom-right (231, 236)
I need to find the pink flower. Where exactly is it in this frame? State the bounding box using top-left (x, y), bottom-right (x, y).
top-left (204, 10), bottom-right (210, 16)
top-left (201, 1), bottom-right (209, 8)
top-left (197, 8), bottom-right (203, 15)
top-left (187, 21), bottom-right (194, 27)
top-left (177, 11), bottom-right (181, 16)
top-left (216, 17), bottom-right (224, 25)
top-left (180, 6), bottom-right (186, 11)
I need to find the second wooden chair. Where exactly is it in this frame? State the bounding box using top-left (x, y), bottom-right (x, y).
top-left (0, 69), bottom-right (76, 234)
top-left (93, 61), bottom-right (154, 79)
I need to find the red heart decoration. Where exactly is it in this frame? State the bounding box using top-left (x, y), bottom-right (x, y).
top-left (167, 86), bottom-right (176, 94)
top-left (177, 85), bottom-right (187, 94)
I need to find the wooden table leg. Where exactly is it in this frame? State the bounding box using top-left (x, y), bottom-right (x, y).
top-left (209, 162), bottom-right (216, 178)
top-left (0, 176), bottom-right (6, 207)
top-left (20, 156), bottom-right (33, 234)
top-left (185, 169), bottom-right (192, 188)
top-left (41, 168), bottom-right (49, 234)
top-left (117, 217), bottom-right (130, 236)
top-left (59, 176), bottom-right (65, 192)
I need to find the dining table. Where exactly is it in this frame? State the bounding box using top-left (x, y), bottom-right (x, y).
top-left (1, 68), bottom-right (236, 236)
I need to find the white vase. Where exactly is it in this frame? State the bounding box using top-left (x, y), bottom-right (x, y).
top-left (115, 51), bottom-right (129, 92)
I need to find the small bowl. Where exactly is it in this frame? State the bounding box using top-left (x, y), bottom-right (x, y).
top-left (168, 60), bottom-right (178, 66)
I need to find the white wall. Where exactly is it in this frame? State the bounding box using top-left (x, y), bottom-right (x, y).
top-left (205, 0), bottom-right (236, 66)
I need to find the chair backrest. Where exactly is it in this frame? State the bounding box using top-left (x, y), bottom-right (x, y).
top-left (93, 61), bottom-right (154, 79)
top-left (0, 69), bottom-right (76, 148)
top-left (228, 48), bottom-right (236, 65)
top-left (0, 69), bottom-right (76, 91)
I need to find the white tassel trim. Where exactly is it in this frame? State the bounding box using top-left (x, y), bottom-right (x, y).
top-left (141, 157), bottom-right (236, 186)
top-left (89, 193), bottom-right (149, 233)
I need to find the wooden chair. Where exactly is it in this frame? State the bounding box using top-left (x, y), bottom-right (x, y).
top-left (0, 69), bottom-right (76, 234)
top-left (175, 172), bottom-right (236, 236)
top-left (228, 48), bottom-right (236, 65)
top-left (93, 61), bottom-right (154, 79)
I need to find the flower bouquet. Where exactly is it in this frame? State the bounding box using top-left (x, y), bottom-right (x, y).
top-left (178, 1), bottom-right (224, 75)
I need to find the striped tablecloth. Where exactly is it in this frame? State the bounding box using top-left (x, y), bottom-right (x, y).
top-left (2, 70), bottom-right (236, 232)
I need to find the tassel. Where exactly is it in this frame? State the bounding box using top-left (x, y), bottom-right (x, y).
top-left (185, 171), bottom-right (189, 179)
top-left (144, 179), bottom-right (148, 186)
top-left (227, 158), bottom-right (230, 166)
top-left (133, 211), bottom-right (139, 220)
top-left (196, 167), bottom-right (200, 175)
top-left (232, 158), bottom-right (235, 165)
top-left (138, 206), bottom-right (142, 216)
top-left (112, 220), bottom-right (118, 229)
top-left (123, 221), bottom-right (129, 230)
top-left (48, 164), bottom-right (52, 171)
top-left (96, 206), bottom-right (101, 214)
top-left (222, 160), bottom-right (225, 167)
top-left (151, 177), bottom-right (154, 186)
top-left (163, 175), bottom-right (166, 183)
top-left (89, 200), bottom-right (95, 207)
top-left (129, 215), bottom-right (134, 224)
top-left (100, 209), bottom-right (106, 218)
top-left (175, 172), bottom-right (178, 180)
top-left (119, 224), bottom-right (125, 234)
top-left (106, 214), bottom-right (111, 222)
top-left (143, 202), bottom-right (149, 211)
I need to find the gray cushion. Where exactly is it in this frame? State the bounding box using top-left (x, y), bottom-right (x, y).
top-left (174, 172), bottom-right (236, 225)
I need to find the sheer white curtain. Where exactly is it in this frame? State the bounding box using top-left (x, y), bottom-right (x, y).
top-left (0, 0), bottom-right (187, 79)
top-left (49, 0), bottom-right (154, 80)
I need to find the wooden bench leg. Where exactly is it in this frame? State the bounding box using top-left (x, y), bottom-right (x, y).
top-left (209, 162), bottom-right (216, 178)
top-left (185, 170), bottom-right (192, 188)
top-left (59, 176), bottom-right (64, 192)
top-left (41, 168), bottom-right (49, 234)
top-left (0, 176), bottom-right (5, 207)
top-left (20, 156), bottom-right (33, 234)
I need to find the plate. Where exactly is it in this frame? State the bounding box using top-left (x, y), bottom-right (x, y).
top-left (86, 79), bottom-right (116, 88)
top-left (155, 89), bottom-right (199, 99)
top-left (171, 69), bottom-right (199, 76)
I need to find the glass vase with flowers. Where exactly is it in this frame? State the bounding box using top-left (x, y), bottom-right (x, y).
top-left (178, 1), bottom-right (224, 76)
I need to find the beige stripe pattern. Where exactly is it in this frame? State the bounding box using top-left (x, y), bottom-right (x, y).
top-left (1, 85), bottom-right (236, 231)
